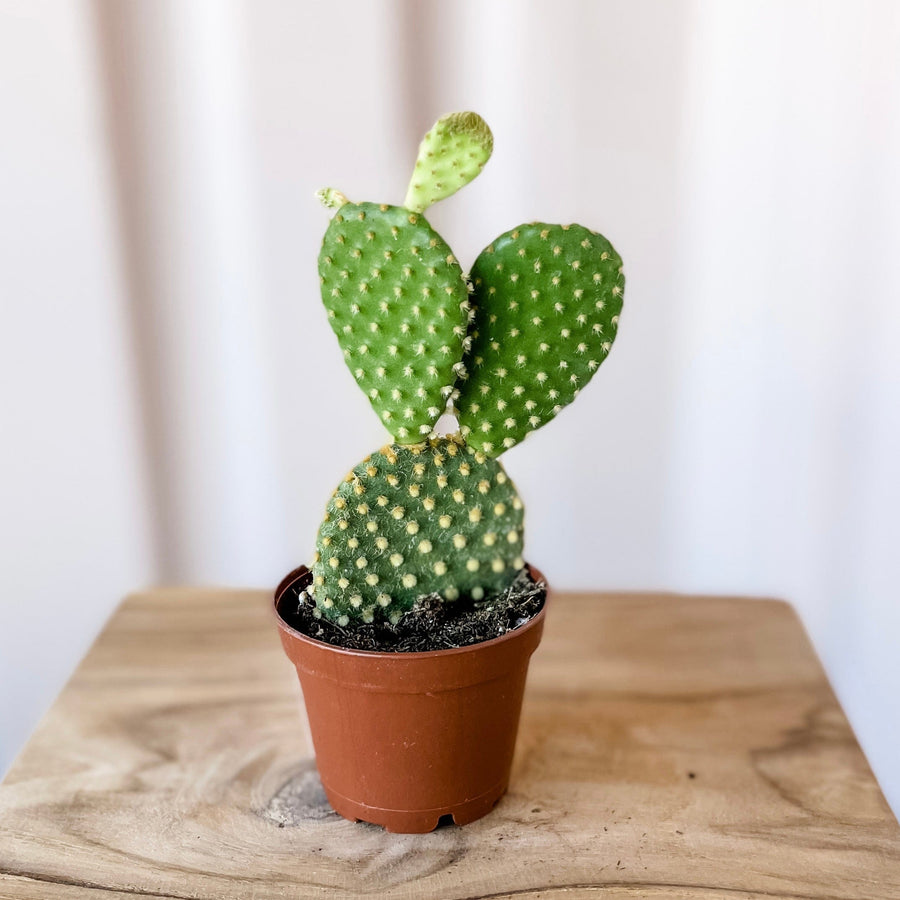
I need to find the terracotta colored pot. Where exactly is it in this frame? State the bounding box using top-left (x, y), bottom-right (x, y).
top-left (273, 564), bottom-right (547, 833)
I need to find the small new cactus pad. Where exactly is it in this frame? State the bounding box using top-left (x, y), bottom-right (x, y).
top-left (404, 112), bottom-right (494, 214)
top-left (318, 202), bottom-right (471, 442)
top-left (454, 222), bottom-right (624, 455)
top-left (310, 437), bottom-right (525, 623)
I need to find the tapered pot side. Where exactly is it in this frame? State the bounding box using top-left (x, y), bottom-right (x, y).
top-left (273, 564), bottom-right (547, 833)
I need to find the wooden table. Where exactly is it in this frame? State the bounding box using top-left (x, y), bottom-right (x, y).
top-left (1, 588), bottom-right (898, 899)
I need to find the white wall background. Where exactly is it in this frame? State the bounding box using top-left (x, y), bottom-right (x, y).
top-left (2, 0), bottom-right (898, 811)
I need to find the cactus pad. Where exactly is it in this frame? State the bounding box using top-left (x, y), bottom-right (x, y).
top-left (404, 112), bottom-right (494, 214)
top-left (455, 223), bottom-right (624, 454)
top-left (310, 437), bottom-right (525, 624)
top-left (318, 202), bottom-right (470, 442)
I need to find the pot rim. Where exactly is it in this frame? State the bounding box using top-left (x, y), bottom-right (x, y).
top-left (273, 563), bottom-right (548, 662)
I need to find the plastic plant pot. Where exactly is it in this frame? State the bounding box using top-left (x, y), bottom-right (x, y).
top-left (274, 564), bottom-right (547, 833)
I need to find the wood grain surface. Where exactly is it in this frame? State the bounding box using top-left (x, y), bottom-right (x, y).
top-left (0, 587), bottom-right (897, 899)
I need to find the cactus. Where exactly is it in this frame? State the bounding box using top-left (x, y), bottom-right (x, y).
top-left (310, 437), bottom-right (525, 624)
top-left (454, 223), bottom-right (624, 455)
top-left (318, 202), bottom-right (471, 442)
top-left (308, 112), bottom-right (624, 623)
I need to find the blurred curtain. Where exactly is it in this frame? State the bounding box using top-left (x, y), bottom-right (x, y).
top-left (3, 0), bottom-right (897, 806)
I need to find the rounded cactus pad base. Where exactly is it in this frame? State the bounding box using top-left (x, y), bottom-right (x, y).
top-left (311, 436), bottom-right (526, 623)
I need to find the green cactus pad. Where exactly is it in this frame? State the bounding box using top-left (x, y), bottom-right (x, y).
top-left (404, 112), bottom-right (494, 214)
top-left (310, 437), bottom-right (526, 624)
top-left (455, 223), bottom-right (624, 455)
top-left (318, 202), bottom-right (470, 442)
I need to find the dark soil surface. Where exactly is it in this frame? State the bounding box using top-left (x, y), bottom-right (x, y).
top-left (281, 567), bottom-right (545, 653)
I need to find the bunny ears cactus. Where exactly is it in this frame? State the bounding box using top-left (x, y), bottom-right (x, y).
top-left (311, 112), bottom-right (624, 621)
